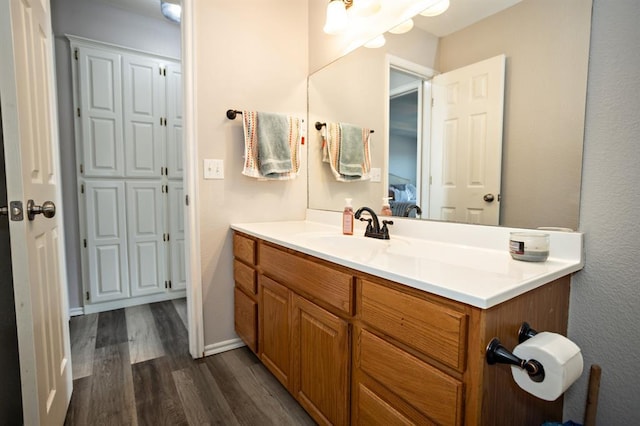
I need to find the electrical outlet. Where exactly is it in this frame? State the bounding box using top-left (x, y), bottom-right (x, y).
top-left (370, 167), bottom-right (381, 182)
top-left (204, 159), bottom-right (224, 179)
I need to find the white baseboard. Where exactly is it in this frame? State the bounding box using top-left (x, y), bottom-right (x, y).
top-left (69, 307), bottom-right (85, 317)
top-left (203, 338), bottom-right (246, 357)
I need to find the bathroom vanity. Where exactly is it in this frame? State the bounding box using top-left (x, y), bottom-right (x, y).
top-left (231, 212), bottom-right (583, 425)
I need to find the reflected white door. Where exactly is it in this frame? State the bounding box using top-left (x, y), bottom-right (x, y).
top-left (430, 54), bottom-right (505, 225)
top-left (0, 0), bottom-right (72, 423)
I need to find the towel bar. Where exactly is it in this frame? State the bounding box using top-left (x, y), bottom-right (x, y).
top-left (227, 109), bottom-right (305, 123)
top-left (314, 121), bottom-right (374, 133)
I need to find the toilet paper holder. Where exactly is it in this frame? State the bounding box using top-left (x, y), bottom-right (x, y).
top-left (486, 322), bottom-right (545, 382)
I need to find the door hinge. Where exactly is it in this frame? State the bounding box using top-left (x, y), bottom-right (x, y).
top-left (185, 194), bottom-right (189, 206)
top-left (74, 49), bottom-right (79, 60)
top-left (431, 97), bottom-right (435, 107)
top-left (164, 68), bottom-right (166, 76)
top-left (163, 118), bottom-right (167, 126)
top-left (80, 164), bottom-right (84, 174)
top-left (77, 108), bottom-right (81, 117)
top-left (164, 281), bottom-right (168, 289)
top-left (85, 291), bottom-right (90, 301)
top-left (168, 280), bottom-right (172, 289)
top-left (80, 183), bottom-right (85, 194)
top-left (164, 167), bottom-right (168, 176)
top-left (83, 239), bottom-right (87, 248)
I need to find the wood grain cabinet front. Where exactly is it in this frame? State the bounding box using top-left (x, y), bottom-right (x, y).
top-left (232, 232), bottom-right (572, 426)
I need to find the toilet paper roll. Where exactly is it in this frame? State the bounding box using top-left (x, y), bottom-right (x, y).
top-left (511, 331), bottom-right (583, 401)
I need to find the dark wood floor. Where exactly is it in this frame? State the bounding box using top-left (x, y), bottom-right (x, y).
top-left (65, 299), bottom-right (315, 425)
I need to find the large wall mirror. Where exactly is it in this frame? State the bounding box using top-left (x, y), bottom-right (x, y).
top-left (308, 0), bottom-right (592, 230)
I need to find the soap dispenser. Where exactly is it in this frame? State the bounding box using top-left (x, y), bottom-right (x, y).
top-left (343, 198), bottom-right (354, 235)
top-left (381, 197), bottom-right (392, 216)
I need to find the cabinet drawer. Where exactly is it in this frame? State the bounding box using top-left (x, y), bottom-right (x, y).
top-left (357, 329), bottom-right (463, 426)
top-left (234, 287), bottom-right (257, 353)
top-left (234, 260), bottom-right (256, 295)
top-left (360, 279), bottom-right (467, 372)
top-left (355, 382), bottom-right (423, 426)
top-left (233, 233), bottom-right (256, 265)
top-left (260, 244), bottom-right (354, 315)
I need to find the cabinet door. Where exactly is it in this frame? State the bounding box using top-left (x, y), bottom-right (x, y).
top-left (165, 62), bottom-right (183, 179)
top-left (126, 181), bottom-right (165, 297)
top-left (85, 180), bottom-right (129, 302)
top-left (292, 294), bottom-right (350, 426)
top-left (167, 181), bottom-right (186, 290)
top-left (123, 54), bottom-right (164, 178)
top-left (259, 275), bottom-right (291, 389)
top-left (234, 288), bottom-right (257, 353)
top-left (77, 47), bottom-right (124, 177)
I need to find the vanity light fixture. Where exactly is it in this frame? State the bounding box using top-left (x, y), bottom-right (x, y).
top-left (389, 18), bottom-right (414, 34)
top-left (323, 0), bottom-right (351, 34)
top-left (161, 0), bottom-right (181, 24)
top-left (351, 0), bottom-right (381, 17)
top-left (419, 0), bottom-right (450, 17)
top-left (364, 34), bottom-right (386, 48)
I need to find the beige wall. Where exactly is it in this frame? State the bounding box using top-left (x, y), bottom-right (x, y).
top-left (436, 0), bottom-right (592, 229)
top-left (194, 0), bottom-right (308, 347)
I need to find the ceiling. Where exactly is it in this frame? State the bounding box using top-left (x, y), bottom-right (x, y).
top-left (95, 0), bottom-right (166, 20)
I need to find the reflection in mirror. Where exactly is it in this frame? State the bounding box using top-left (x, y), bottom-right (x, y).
top-left (308, 0), bottom-right (592, 230)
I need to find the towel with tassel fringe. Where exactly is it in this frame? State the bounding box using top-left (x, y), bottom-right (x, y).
top-left (322, 122), bottom-right (371, 181)
top-left (242, 111), bottom-right (302, 180)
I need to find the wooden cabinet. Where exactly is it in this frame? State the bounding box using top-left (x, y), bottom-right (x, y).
top-left (292, 294), bottom-right (350, 426)
top-left (233, 233), bottom-right (258, 355)
top-left (232, 232), bottom-right (572, 426)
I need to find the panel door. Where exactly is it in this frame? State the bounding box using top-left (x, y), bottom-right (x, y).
top-left (168, 181), bottom-right (186, 290)
top-left (165, 62), bottom-right (183, 179)
top-left (123, 54), bottom-right (164, 178)
top-left (292, 294), bottom-right (350, 426)
top-left (430, 54), bottom-right (505, 225)
top-left (126, 181), bottom-right (165, 297)
top-left (1, 0), bottom-right (72, 422)
top-left (259, 275), bottom-right (292, 389)
top-left (85, 180), bottom-right (129, 303)
top-left (77, 46), bottom-right (125, 177)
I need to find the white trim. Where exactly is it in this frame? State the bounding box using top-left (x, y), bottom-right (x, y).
top-left (83, 290), bottom-right (186, 314)
top-left (182, 0), bottom-right (205, 359)
top-left (66, 34), bottom-right (181, 62)
top-left (69, 307), bottom-right (85, 317)
top-left (204, 339), bottom-right (246, 357)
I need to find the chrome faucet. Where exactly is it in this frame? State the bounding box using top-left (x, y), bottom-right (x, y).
top-left (354, 207), bottom-right (393, 240)
top-left (403, 204), bottom-right (422, 217)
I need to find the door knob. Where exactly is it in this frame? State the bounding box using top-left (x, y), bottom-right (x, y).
top-left (483, 193), bottom-right (495, 202)
top-left (27, 199), bottom-right (56, 221)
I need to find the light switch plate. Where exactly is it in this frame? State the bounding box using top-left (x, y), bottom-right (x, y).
top-left (370, 167), bottom-right (381, 182)
top-left (204, 159), bottom-right (224, 179)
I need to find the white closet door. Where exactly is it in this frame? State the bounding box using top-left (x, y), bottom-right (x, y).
top-left (166, 63), bottom-right (183, 179)
top-left (168, 182), bottom-right (186, 290)
top-left (126, 181), bottom-right (166, 296)
top-left (85, 180), bottom-right (129, 302)
top-left (78, 47), bottom-right (125, 177)
top-left (123, 55), bottom-right (164, 178)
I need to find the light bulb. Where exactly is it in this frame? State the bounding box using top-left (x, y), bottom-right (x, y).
top-left (323, 0), bottom-right (349, 35)
top-left (420, 0), bottom-right (450, 17)
top-left (389, 19), bottom-right (414, 35)
top-left (364, 34), bottom-right (386, 49)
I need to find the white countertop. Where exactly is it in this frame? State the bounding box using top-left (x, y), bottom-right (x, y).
top-left (231, 210), bottom-right (584, 309)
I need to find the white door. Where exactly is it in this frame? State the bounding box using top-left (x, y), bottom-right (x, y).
top-left (85, 180), bottom-right (129, 303)
top-left (126, 180), bottom-right (165, 296)
top-left (76, 46), bottom-right (125, 178)
top-left (168, 182), bottom-right (186, 290)
top-left (0, 0), bottom-right (72, 423)
top-left (165, 63), bottom-right (183, 180)
top-left (123, 54), bottom-right (164, 178)
top-left (430, 54), bottom-right (505, 225)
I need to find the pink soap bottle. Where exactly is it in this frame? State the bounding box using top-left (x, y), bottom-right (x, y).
top-left (342, 198), bottom-right (354, 235)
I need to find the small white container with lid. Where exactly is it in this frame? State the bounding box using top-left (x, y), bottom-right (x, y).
top-left (509, 232), bottom-right (550, 262)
